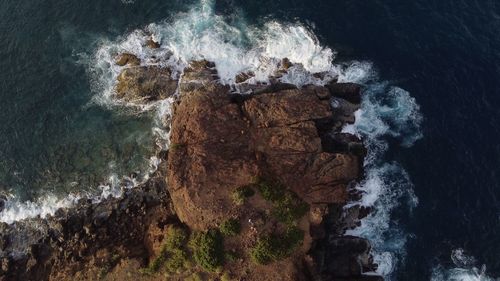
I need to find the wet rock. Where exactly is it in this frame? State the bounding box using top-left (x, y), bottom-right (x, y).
top-left (0, 235), bottom-right (9, 251)
top-left (280, 57), bottom-right (293, 70)
top-left (319, 132), bottom-right (367, 157)
top-left (320, 236), bottom-right (373, 278)
top-left (0, 194), bottom-right (7, 213)
top-left (179, 60), bottom-right (219, 91)
top-left (115, 66), bottom-right (178, 103)
top-left (145, 38), bottom-right (160, 49)
top-left (327, 82), bottom-right (362, 104)
top-left (115, 53), bottom-right (140, 66)
top-left (235, 71), bottom-right (255, 83)
top-left (252, 82), bottom-right (297, 95)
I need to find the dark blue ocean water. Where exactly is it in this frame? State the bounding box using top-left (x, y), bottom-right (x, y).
top-left (0, 0), bottom-right (499, 280)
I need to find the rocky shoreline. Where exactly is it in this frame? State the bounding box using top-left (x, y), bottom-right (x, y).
top-left (0, 49), bottom-right (383, 281)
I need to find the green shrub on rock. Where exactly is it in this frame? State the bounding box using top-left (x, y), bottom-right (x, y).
top-left (165, 226), bottom-right (188, 249)
top-left (232, 185), bottom-right (255, 205)
top-left (185, 272), bottom-right (203, 281)
top-left (221, 272), bottom-right (232, 281)
top-left (164, 248), bottom-right (188, 273)
top-left (256, 179), bottom-right (285, 202)
top-left (256, 178), bottom-right (309, 225)
top-left (273, 193), bottom-right (309, 225)
top-left (142, 225), bottom-right (189, 274)
top-left (219, 218), bottom-right (241, 237)
top-left (250, 227), bottom-right (304, 265)
top-left (188, 229), bottom-right (225, 272)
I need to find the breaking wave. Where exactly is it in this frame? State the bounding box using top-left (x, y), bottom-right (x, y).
top-left (1, 4), bottom-right (424, 279)
top-left (431, 249), bottom-right (498, 281)
top-left (343, 84), bottom-right (422, 278)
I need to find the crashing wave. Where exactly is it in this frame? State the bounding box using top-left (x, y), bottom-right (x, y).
top-left (431, 249), bottom-right (497, 281)
top-left (343, 83), bottom-right (422, 279)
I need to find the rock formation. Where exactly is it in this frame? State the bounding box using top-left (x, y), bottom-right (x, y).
top-left (0, 55), bottom-right (382, 281)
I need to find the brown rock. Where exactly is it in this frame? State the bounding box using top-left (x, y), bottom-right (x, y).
top-left (145, 38), bottom-right (160, 49)
top-left (115, 66), bottom-right (178, 103)
top-left (168, 62), bottom-right (362, 230)
top-left (244, 88), bottom-right (331, 127)
top-left (115, 53), bottom-right (140, 66)
top-left (280, 58), bottom-right (293, 70)
top-left (235, 71), bottom-right (255, 83)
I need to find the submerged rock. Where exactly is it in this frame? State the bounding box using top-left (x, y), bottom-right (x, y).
top-left (115, 66), bottom-right (178, 103)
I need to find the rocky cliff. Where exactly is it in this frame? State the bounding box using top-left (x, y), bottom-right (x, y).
top-left (0, 51), bottom-right (382, 281)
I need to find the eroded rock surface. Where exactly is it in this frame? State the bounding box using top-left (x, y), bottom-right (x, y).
top-left (166, 61), bottom-right (376, 280)
top-left (116, 66), bottom-right (178, 103)
top-left (168, 63), bottom-right (361, 231)
top-left (0, 162), bottom-right (178, 281)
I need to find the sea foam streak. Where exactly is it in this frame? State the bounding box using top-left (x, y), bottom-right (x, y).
top-left (1, 3), bottom-right (423, 279)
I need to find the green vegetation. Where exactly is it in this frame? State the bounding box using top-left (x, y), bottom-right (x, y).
top-left (221, 272), bottom-right (232, 281)
top-left (141, 226), bottom-right (189, 274)
top-left (164, 248), bottom-right (189, 273)
top-left (250, 226), bottom-right (304, 265)
top-left (185, 272), bottom-right (203, 281)
top-left (256, 178), bottom-right (285, 202)
top-left (188, 229), bottom-right (225, 272)
top-left (272, 193), bottom-right (309, 225)
top-left (232, 185), bottom-right (255, 205)
top-left (256, 178), bottom-right (309, 225)
top-left (164, 226), bottom-right (188, 249)
top-left (224, 250), bottom-right (238, 262)
top-left (170, 143), bottom-right (186, 150)
top-left (219, 218), bottom-right (241, 237)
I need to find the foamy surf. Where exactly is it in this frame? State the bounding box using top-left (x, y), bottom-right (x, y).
top-left (431, 249), bottom-right (498, 281)
top-left (2, 5), bottom-right (424, 280)
top-left (344, 83), bottom-right (422, 279)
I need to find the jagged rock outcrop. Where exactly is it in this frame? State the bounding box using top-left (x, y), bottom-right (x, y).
top-left (115, 53), bottom-right (141, 67)
top-left (166, 60), bottom-right (377, 280)
top-left (116, 66), bottom-right (178, 103)
top-left (168, 61), bottom-right (361, 231)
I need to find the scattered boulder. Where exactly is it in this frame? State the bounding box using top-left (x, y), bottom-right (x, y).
top-left (115, 66), bottom-right (178, 103)
top-left (115, 53), bottom-right (140, 67)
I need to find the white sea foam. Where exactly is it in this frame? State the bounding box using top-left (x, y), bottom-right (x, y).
top-left (2, 5), bottom-right (424, 278)
top-left (344, 82), bottom-right (422, 279)
top-left (0, 195), bottom-right (79, 224)
top-left (431, 249), bottom-right (498, 281)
